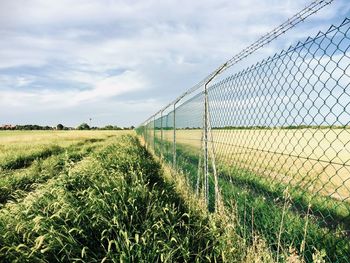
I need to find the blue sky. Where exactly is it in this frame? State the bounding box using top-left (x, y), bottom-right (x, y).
top-left (0, 0), bottom-right (349, 127)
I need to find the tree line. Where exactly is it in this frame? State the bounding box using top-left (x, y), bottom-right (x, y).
top-left (0, 123), bottom-right (135, 131)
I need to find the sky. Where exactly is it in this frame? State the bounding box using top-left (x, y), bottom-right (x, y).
top-left (0, 0), bottom-right (349, 127)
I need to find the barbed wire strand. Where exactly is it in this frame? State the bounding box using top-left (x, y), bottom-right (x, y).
top-left (143, 0), bottom-right (333, 125)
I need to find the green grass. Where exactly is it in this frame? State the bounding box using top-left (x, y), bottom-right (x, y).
top-left (0, 130), bottom-right (123, 171)
top-left (0, 139), bottom-right (105, 206)
top-left (0, 145), bottom-right (64, 170)
top-left (151, 137), bottom-right (350, 262)
top-left (0, 134), bottom-right (243, 262)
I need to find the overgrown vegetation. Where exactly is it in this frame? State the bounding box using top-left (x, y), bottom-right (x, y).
top-left (0, 139), bottom-right (104, 205)
top-left (154, 138), bottom-right (350, 262)
top-left (0, 133), bottom-right (248, 262)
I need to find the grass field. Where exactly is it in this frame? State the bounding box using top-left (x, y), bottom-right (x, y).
top-left (0, 130), bottom-right (128, 206)
top-left (0, 131), bottom-right (255, 262)
top-left (2, 129), bottom-right (349, 262)
top-left (159, 128), bottom-right (350, 201)
top-left (149, 128), bottom-right (350, 262)
top-left (0, 130), bottom-right (128, 171)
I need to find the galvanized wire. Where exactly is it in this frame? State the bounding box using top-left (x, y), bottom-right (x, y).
top-left (137, 17), bottom-right (350, 262)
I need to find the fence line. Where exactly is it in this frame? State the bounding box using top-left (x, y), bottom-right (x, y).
top-left (137, 8), bottom-right (350, 263)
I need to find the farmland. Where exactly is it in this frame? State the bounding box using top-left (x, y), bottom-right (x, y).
top-left (151, 128), bottom-right (350, 262)
top-left (160, 128), bottom-right (350, 200)
top-left (1, 129), bottom-right (349, 262)
top-left (0, 131), bottom-right (250, 262)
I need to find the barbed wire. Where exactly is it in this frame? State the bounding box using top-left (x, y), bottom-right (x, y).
top-left (142, 0), bottom-right (334, 125)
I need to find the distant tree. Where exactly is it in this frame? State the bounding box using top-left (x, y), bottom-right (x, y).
top-left (77, 123), bottom-right (90, 130)
top-left (57, 124), bottom-right (64, 130)
top-left (130, 125), bottom-right (135, 130)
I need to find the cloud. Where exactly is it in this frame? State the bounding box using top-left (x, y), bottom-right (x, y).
top-left (74, 70), bottom-right (147, 104)
top-left (0, 0), bottom-right (347, 126)
top-left (0, 70), bottom-right (147, 108)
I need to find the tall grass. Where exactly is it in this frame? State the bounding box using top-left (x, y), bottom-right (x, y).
top-left (154, 138), bottom-right (350, 262)
top-left (0, 138), bottom-right (109, 171)
top-left (0, 135), bottom-right (243, 262)
top-left (0, 139), bottom-right (104, 206)
top-left (0, 145), bottom-right (63, 170)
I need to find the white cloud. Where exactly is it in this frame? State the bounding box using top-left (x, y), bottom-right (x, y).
top-left (0, 0), bottom-right (347, 126)
top-left (75, 70), bottom-right (147, 103)
top-left (0, 70), bottom-right (147, 107)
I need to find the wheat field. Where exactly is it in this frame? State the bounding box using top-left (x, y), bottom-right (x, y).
top-left (158, 128), bottom-right (350, 201)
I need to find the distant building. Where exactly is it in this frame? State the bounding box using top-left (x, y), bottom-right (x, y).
top-left (0, 124), bottom-right (16, 130)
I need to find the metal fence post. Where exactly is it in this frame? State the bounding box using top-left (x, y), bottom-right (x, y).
top-left (144, 121), bottom-right (148, 150)
top-left (173, 102), bottom-right (176, 169)
top-left (204, 84), bottom-right (209, 207)
top-left (153, 116), bottom-right (156, 151)
top-left (160, 110), bottom-right (163, 157)
top-left (148, 121), bottom-right (150, 147)
top-left (204, 64), bottom-right (227, 211)
top-left (147, 121), bottom-right (149, 143)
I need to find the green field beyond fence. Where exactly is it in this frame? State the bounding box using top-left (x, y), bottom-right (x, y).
top-left (137, 18), bottom-right (350, 262)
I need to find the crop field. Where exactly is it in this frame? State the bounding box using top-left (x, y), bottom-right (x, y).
top-left (0, 130), bottom-right (124, 170)
top-left (1, 129), bottom-right (349, 262)
top-left (151, 128), bottom-right (350, 262)
top-left (0, 130), bottom-right (128, 204)
top-left (160, 128), bottom-right (350, 201)
top-left (0, 131), bottom-right (249, 262)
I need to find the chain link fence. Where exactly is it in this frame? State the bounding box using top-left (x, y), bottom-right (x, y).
top-left (137, 17), bottom-right (350, 262)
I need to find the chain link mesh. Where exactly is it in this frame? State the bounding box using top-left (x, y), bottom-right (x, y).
top-left (137, 17), bottom-right (350, 262)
